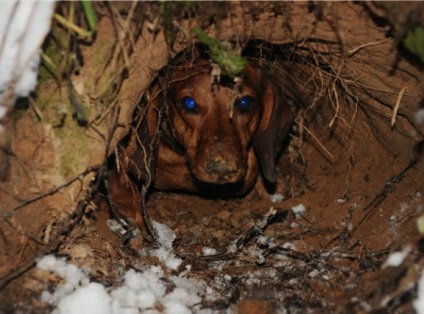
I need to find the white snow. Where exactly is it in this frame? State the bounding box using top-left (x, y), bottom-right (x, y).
top-left (151, 220), bottom-right (183, 270)
top-left (399, 203), bottom-right (409, 213)
top-left (0, 0), bottom-right (55, 126)
top-left (383, 246), bottom-right (411, 268)
top-left (336, 198), bottom-right (347, 204)
top-left (292, 203), bottom-right (307, 219)
top-left (57, 283), bottom-right (112, 314)
top-left (36, 221), bottom-right (210, 313)
top-left (37, 255), bottom-right (89, 304)
top-left (37, 255), bottom-right (207, 314)
top-left (308, 269), bottom-right (320, 278)
top-left (202, 247), bottom-right (217, 255)
top-left (282, 242), bottom-right (297, 250)
top-left (270, 193), bottom-right (284, 203)
top-left (416, 108), bottom-right (424, 125)
top-left (257, 235), bottom-right (270, 246)
top-left (414, 271), bottom-right (424, 314)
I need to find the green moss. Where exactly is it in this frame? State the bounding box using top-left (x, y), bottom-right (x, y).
top-left (54, 123), bottom-right (89, 178)
top-left (35, 82), bottom-right (61, 112)
top-left (193, 28), bottom-right (246, 77)
top-left (86, 38), bottom-right (116, 97)
top-left (404, 27), bottom-right (424, 63)
top-left (39, 23), bottom-right (73, 83)
top-left (34, 79), bottom-right (90, 178)
top-left (92, 39), bottom-right (112, 68)
top-left (39, 41), bottom-right (62, 83)
top-left (417, 214), bottom-right (424, 234)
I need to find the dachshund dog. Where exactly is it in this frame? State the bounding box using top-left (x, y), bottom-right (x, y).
top-left (121, 56), bottom-right (293, 196)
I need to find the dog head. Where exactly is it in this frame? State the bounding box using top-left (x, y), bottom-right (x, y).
top-left (148, 57), bottom-right (292, 192)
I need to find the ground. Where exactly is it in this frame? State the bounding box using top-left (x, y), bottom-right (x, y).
top-left (0, 2), bottom-right (424, 313)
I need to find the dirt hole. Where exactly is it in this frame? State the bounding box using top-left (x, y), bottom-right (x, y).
top-left (0, 2), bottom-right (424, 313)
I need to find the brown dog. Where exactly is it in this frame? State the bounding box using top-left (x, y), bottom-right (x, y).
top-left (121, 56), bottom-right (293, 196)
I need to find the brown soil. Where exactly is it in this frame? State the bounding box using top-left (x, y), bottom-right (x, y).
top-left (1, 2), bottom-right (424, 313)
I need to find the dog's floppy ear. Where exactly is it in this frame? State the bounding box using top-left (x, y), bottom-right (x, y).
top-left (253, 79), bottom-right (293, 184)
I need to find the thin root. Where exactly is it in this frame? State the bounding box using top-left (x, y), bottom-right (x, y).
top-left (391, 84), bottom-right (408, 128)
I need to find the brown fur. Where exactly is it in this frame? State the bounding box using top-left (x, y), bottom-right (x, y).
top-left (111, 59), bottom-right (292, 218)
top-left (106, 57), bottom-right (293, 227)
top-left (121, 57), bottom-right (293, 195)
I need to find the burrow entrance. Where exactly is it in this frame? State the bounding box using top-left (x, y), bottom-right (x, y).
top-left (0, 2), bottom-right (423, 313)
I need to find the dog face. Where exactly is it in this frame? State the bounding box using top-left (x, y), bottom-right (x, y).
top-left (166, 59), bottom-right (263, 185)
top-left (144, 57), bottom-right (292, 193)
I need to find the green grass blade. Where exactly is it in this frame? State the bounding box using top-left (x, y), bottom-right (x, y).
top-left (81, 0), bottom-right (96, 32)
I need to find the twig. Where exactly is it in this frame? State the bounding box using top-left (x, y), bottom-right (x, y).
top-left (301, 125), bottom-right (334, 162)
top-left (329, 83), bottom-right (340, 128)
top-left (362, 160), bottom-right (416, 213)
top-left (53, 13), bottom-right (93, 40)
top-left (0, 259), bottom-right (35, 290)
top-left (100, 106), bottom-right (141, 243)
top-left (140, 184), bottom-right (156, 243)
top-left (347, 38), bottom-right (392, 57)
top-left (354, 160), bottom-right (416, 233)
top-left (198, 207), bottom-right (288, 261)
top-left (391, 84), bottom-right (408, 128)
top-left (328, 160), bottom-right (416, 248)
top-left (0, 185), bottom-right (25, 203)
top-left (102, 168), bottom-right (133, 236)
top-left (10, 166), bottom-right (100, 212)
top-left (268, 246), bottom-right (310, 262)
top-left (2, 104), bottom-right (119, 291)
top-left (2, 216), bottom-right (45, 246)
top-left (0, 171), bottom-right (103, 290)
top-left (138, 100), bottom-right (163, 243)
top-left (327, 62), bottom-right (352, 131)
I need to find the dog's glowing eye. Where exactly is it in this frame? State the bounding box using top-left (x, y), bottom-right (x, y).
top-left (236, 96), bottom-right (255, 113)
top-left (181, 96), bottom-right (198, 112)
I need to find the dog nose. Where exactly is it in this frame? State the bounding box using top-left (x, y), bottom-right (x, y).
top-left (207, 156), bottom-right (240, 182)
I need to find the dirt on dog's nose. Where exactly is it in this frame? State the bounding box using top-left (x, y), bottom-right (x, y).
top-left (206, 156), bottom-right (241, 183)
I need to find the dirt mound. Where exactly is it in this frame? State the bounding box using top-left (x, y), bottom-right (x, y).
top-left (0, 2), bottom-right (423, 313)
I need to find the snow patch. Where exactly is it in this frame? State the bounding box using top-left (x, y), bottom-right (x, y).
top-left (37, 255), bottom-right (89, 304)
top-left (383, 246), bottom-right (411, 268)
top-left (414, 271), bottom-right (424, 314)
top-left (37, 220), bottom-right (213, 314)
top-left (56, 283), bottom-right (111, 314)
top-left (270, 193), bottom-right (285, 203)
top-left (0, 0), bottom-right (55, 124)
top-left (292, 204), bottom-right (307, 219)
top-left (37, 255), bottom-right (208, 314)
top-left (416, 108), bottom-right (424, 125)
top-left (151, 220), bottom-right (183, 270)
top-left (337, 198), bottom-right (347, 204)
top-left (202, 247), bottom-right (217, 255)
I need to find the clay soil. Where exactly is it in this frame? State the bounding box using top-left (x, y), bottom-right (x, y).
top-left (1, 2), bottom-right (424, 313)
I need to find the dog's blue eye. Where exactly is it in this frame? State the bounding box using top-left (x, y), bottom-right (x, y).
top-left (236, 96), bottom-right (255, 113)
top-left (181, 96), bottom-right (198, 112)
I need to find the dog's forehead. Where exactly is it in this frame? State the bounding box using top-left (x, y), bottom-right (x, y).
top-left (169, 59), bottom-right (261, 93)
